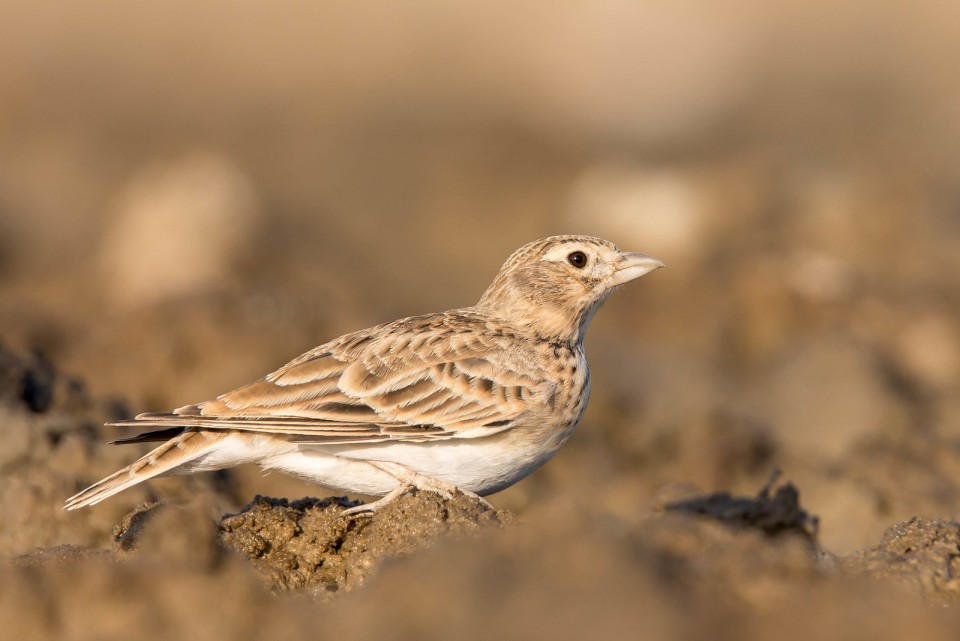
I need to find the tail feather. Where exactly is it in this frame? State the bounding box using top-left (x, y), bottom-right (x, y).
top-left (64, 429), bottom-right (224, 510)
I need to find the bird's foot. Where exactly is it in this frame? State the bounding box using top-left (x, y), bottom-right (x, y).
top-left (341, 461), bottom-right (493, 517)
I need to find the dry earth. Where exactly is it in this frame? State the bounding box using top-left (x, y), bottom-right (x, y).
top-left (4, 345), bottom-right (960, 641)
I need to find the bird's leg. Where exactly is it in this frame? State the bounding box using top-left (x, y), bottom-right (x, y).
top-left (341, 461), bottom-right (494, 516)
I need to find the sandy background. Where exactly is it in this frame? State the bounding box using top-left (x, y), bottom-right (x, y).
top-left (2, 1), bottom-right (960, 639)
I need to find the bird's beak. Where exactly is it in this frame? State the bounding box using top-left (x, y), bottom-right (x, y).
top-left (611, 252), bottom-right (665, 286)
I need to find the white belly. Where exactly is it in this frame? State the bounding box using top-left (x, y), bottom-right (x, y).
top-left (185, 430), bottom-right (570, 497)
top-left (262, 437), bottom-right (560, 497)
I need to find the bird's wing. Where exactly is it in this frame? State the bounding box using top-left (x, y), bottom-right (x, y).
top-left (110, 312), bottom-right (557, 445)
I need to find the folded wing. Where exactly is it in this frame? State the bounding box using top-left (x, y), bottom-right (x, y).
top-left (110, 312), bottom-right (556, 445)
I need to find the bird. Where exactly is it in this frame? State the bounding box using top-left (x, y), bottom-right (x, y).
top-left (65, 235), bottom-right (663, 513)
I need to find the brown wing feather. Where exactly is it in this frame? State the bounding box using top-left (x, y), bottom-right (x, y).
top-left (114, 311), bottom-right (557, 445)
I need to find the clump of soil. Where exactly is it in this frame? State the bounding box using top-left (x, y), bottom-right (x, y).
top-left (843, 517), bottom-right (960, 603)
top-left (219, 492), bottom-right (507, 596)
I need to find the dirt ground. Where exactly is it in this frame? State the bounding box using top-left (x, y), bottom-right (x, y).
top-left (3, 2), bottom-right (960, 640)
top-left (4, 346), bottom-right (960, 640)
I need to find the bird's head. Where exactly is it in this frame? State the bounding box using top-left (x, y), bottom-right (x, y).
top-left (477, 235), bottom-right (664, 343)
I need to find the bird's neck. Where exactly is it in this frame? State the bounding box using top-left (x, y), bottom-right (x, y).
top-left (474, 298), bottom-right (601, 347)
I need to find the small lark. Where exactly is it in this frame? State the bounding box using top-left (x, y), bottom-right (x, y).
top-left (65, 236), bottom-right (663, 513)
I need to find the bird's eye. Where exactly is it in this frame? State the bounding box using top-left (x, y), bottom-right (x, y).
top-left (567, 251), bottom-right (588, 268)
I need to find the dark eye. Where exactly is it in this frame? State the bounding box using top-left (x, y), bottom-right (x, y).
top-left (567, 251), bottom-right (588, 268)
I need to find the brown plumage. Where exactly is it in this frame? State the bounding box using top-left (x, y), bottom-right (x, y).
top-left (65, 236), bottom-right (663, 512)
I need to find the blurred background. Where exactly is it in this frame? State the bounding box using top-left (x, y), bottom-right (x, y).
top-left (2, 0), bottom-right (960, 623)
